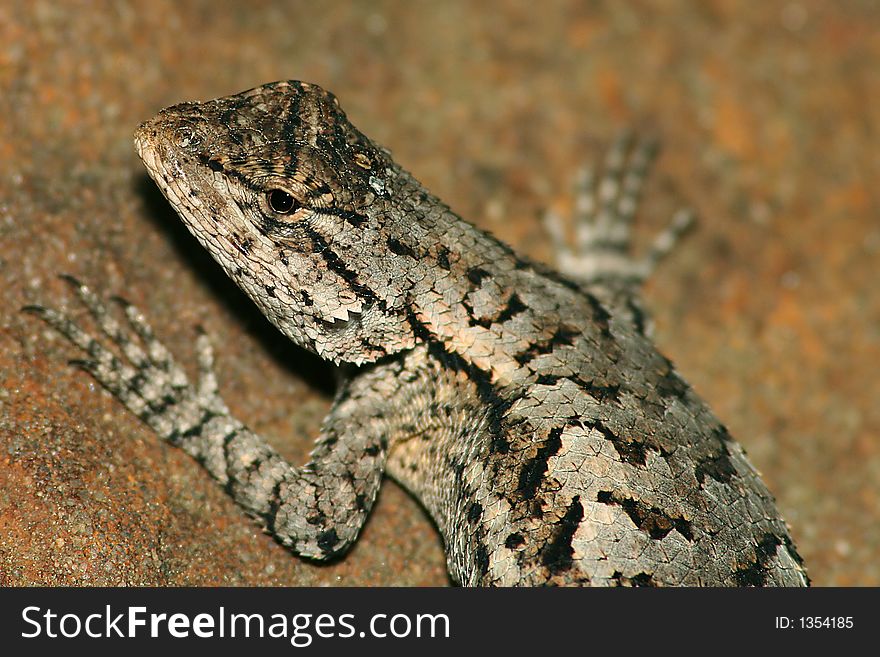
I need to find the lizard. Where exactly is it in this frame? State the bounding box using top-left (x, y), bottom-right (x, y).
top-left (25, 80), bottom-right (809, 586)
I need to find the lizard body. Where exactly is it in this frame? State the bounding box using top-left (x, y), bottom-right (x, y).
top-left (28, 81), bottom-right (808, 586)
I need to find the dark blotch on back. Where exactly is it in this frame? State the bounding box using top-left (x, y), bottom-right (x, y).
top-left (694, 428), bottom-right (738, 485)
top-left (467, 502), bottom-right (483, 523)
top-left (611, 571), bottom-right (657, 587)
top-left (513, 324), bottom-right (580, 366)
top-left (655, 361), bottom-right (690, 400)
top-left (466, 267), bottom-right (491, 286)
top-left (517, 427), bottom-right (563, 499)
top-left (733, 533), bottom-right (782, 586)
top-left (387, 237), bottom-right (417, 259)
top-left (539, 496), bottom-right (584, 575)
top-left (586, 418), bottom-right (657, 467)
top-left (436, 247), bottom-right (452, 270)
top-left (494, 292), bottom-right (528, 324)
top-left (475, 544), bottom-right (490, 576)
top-left (597, 490), bottom-right (695, 542)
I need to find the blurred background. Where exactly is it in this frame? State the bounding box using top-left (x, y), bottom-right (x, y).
top-left (1, 0), bottom-right (877, 586)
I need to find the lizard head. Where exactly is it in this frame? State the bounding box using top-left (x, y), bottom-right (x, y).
top-left (134, 80), bottom-right (426, 364)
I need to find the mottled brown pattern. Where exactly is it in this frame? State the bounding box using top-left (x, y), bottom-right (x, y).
top-left (28, 82), bottom-right (807, 585)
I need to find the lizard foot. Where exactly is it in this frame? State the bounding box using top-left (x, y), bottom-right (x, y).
top-left (543, 133), bottom-right (695, 288)
top-left (23, 275), bottom-right (231, 447)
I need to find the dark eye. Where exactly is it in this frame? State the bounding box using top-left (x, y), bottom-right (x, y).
top-left (267, 189), bottom-right (298, 214)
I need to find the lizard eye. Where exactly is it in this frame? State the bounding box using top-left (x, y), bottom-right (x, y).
top-left (267, 189), bottom-right (299, 214)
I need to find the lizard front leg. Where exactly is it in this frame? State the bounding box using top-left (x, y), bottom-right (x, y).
top-left (24, 276), bottom-right (403, 561)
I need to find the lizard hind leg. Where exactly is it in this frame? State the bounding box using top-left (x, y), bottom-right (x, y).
top-left (543, 133), bottom-right (695, 292)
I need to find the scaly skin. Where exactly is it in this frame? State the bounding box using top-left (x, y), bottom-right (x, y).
top-left (27, 81), bottom-right (808, 586)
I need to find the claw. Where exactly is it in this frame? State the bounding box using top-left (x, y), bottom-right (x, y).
top-left (25, 278), bottom-right (228, 446)
top-left (21, 304), bottom-right (47, 315)
top-left (547, 135), bottom-right (692, 288)
top-left (58, 273), bottom-right (88, 294)
top-left (68, 358), bottom-right (99, 373)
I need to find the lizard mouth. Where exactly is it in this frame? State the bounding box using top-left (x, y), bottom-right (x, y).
top-left (133, 112), bottom-right (279, 305)
top-left (133, 112), bottom-right (220, 227)
top-left (134, 135), bottom-right (195, 219)
top-left (133, 117), bottom-right (230, 268)
top-left (133, 120), bottom-right (174, 189)
top-left (132, 121), bottom-right (153, 161)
